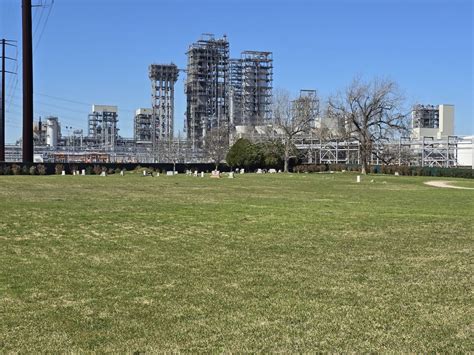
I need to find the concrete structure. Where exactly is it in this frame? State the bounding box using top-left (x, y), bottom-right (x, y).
top-left (149, 64), bottom-right (179, 143)
top-left (457, 136), bottom-right (474, 168)
top-left (134, 108), bottom-right (153, 143)
top-left (185, 34), bottom-right (229, 148)
top-left (412, 104), bottom-right (454, 139)
top-left (88, 105), bottom-right (118, 149)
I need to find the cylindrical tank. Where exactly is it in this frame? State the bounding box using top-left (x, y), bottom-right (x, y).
top-left (46, 117), bottom-right (59, 147)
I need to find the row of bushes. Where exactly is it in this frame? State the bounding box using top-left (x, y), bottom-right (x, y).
top-left (0, 163), bottom-right (222, 176)
top-left (0, 164), bottom-right (47, 175)
top-left (293, 164), bottom-right (473, 179)
top-left (0, 164), bottom-right (118, 176)
top-left (293, 164), bottom-right (359, 173)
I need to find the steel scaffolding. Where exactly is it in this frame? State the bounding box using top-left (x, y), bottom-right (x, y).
top-left (149, 64), bottom-right (179, 144)
top-left (185, 34), bottom-right (229, 149)
top-left (87, 105), bottom-right (118, 150)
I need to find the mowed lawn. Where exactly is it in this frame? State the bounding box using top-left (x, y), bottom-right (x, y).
top-left (0, 173), bottom-right (472, 352)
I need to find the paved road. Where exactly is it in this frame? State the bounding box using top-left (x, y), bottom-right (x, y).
top-left (424, 181), bottom-right (474, 190)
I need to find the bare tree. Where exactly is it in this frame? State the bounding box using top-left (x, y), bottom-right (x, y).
top-left (204, 125), bottom-right (230, 170)
top-left (160, 138), bottom-right (184, 172)
top-left (327, 78), bottom-right (409, 174)
top-left (272, 89), bottom-right (319, 172)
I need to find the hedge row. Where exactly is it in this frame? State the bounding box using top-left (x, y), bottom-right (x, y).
top-left (293, 164), bottom-right (473, 179)
top-left (0, 162), bottom-right (231, 176)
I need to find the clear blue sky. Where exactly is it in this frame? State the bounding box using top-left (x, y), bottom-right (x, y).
top-left (1, 0), bottom-right (472, 142)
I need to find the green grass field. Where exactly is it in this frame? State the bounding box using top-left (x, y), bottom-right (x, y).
top-left (1, 173), bottom-right (472, 352)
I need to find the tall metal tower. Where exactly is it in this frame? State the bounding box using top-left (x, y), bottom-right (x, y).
top-left (149, 64), bottom-right (179, 147)
top-left (229, 51), bottom-right (273, 127)
top-left (185, 34), bottom-right (229, 149)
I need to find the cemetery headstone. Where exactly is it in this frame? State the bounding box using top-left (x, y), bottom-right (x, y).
top-left (211, 170), bottom-right (220, 178)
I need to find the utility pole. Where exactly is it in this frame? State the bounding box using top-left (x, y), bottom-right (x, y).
top-left (1, 39), bottom-right (17, 162)
top-left (22, 0), bottom-right (34, 162)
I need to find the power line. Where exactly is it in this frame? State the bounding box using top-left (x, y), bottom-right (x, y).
top-left (34, 0), bottom-right (54, 51)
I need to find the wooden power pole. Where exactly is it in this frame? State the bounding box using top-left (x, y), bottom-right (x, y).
top-left (22, 0), bottom-right (34, 162)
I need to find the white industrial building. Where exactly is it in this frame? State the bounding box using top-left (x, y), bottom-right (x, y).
top-left (411, 104), bottom-right (455, 139)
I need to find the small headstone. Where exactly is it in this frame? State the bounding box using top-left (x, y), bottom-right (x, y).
top-left (394, 172), bottom-right (399, 176)
top-left (211, 170), bottom-right (220, 178)
top-left (81, 169), bottom-right (86, 176)
top-left (72, 171), bottom-right (76, 176)
top-left (174, 171), bottom-right (178, 175)
top-left (278, 169), bottom-right (282, 173)
top-left (193, 170), bottom-right (198, 177)
top-left (166, 171), bottom-right (174, 176)
top-left (228, 172), bottom-right (234, 179)
top-left (240, 169), bottom-right (245, 174)
top-left (269, 168), bottom-right (276, 174)
top-left (143, 170), bottom-right (147, 176)
top-left (156, 172), bottom-right (160, 177)
top-left (120, 170), bottom-right (124, 176)
top-left (61, 170), bottom-right (66, 176)
top-left (356, 175), bottom-right (361, 183)
top-left (200, 172), bottom-right (204, 178)
top-left (100, 171), bottom-right (106, 177)
top-left (257, 168), bottom-right (263, 174)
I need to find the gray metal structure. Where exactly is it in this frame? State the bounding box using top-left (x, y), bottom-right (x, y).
top-left (229, 51), bottom-right (273, 126)
top-left (88, 105), bottom-right (118, 150)
top-left (149, 64), bottom-right (179, 144)
top-left (185, 34), bottom-right (230, 149)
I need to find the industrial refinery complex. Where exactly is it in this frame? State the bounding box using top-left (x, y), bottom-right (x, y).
top-left (3, 34), bottom-right (473, 168)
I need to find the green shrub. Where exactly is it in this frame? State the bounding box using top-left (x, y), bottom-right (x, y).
top-left (37, 164), bottom-right (47, 175)
top-left (93, 165), bottom-right (103, 175)
top-left (55, 164), bottom-right (64, 175)
top-left (11, 164), bottom-right (21, 175)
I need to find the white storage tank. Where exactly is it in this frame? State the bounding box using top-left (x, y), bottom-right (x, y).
top-left (46, 116), bottom-right (59, 148)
